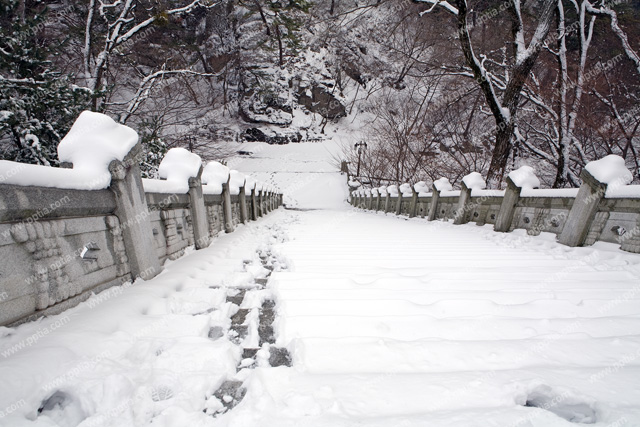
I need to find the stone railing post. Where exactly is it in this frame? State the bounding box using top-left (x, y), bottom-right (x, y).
top-left (395, 190), bottom-right (402, 215)
top-left (409, 185), bottom-right (418, 218)
top-left (238, 181), bottom-right (248, 224)
top-left (454, 181), bottom-right (472, 225)
top-left (427, 184), bottom-right (441, 221)
top-left (222, 175), bottom-right (234, 233)
top-left (375, 191), bottom-right (381, 212)
top-left (108, 143), bottom-right (161, 279)
top-left (494, 177), bottom-right (522, 232)
top-left (557, 169), bottom-right (607, 247)
top-left (258, 190), bottom-right (264, 217)
top-left (188, 165), bottom-right (210, 249)
top-left (251, 185), bottom-right (258, 220)
top-left (384, 192), bottom-right (391, 213)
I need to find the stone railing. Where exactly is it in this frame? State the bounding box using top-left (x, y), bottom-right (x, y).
top-left (350, 156), bottom-right (640, 254)
top-left (0, 114), bottom-right (282, 326)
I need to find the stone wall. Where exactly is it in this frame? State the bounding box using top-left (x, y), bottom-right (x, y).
top-left (351, 166), bottom-right (640, 254)
top-left (0, 150), bottom-right (282, 326)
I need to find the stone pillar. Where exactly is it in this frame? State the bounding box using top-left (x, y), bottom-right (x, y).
top-left (251, 185), bottom-right (258, 220)
top-left (238, 181), bottom-right (248, 224)
top-left (375, 192), bottom-right (381, 212)
top-left (409, 185), bottom-right (419, 218)
top-left (427, 184), bottom-right (441, 221)
top-left (454, 181), bottom-right (472, 225)
top-left (258, 190), bottom-right (264, 217)
top-left (395, 192), bottom-right (402, 215)
top-left (188, 166), bottom-right (210, 249)
top-left (494, 177), bottom-right (522, 232)
top-left (557, 169), bottom-right (607, 247)
top-left (108, 143), bottom-right (161, 279)
top-left (222, 175), bottom-right (234, 233)
top-left (384, 192), bottom-right (391, 213)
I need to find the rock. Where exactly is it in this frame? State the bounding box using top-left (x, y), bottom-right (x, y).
top-left (297, 85), bottom-right (346, 120)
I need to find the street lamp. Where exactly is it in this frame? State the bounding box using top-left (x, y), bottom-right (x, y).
top-left (354, 141), bottom-right (367, 177)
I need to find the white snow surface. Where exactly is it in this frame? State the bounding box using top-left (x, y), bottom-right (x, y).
top-left (226, 141), bottom-right (348, 209)
top-left (509, 166), bottom-right (541, 189)
top-left (584, 155), bottom-right (633, 186)
top-left (2, 136), bottom-right (640, 427)
top-left (433, 177), bottom-right (453, 191)
top-left (462, 172), bottom-right (486, 190)
top-left (0, 111), bottom-right (138, 190)
top-left (5, 209), bottom-right (638, 426)
top-left (399, 183), bottom-right (413, 197)
top-left (228, 171), bottom-right (247, 196)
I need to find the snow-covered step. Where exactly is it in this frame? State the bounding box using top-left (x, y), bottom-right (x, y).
top-left (290, 336), bottom-right (640, 374)
top-left (277, 298), bottom-right (640, 319)
top-left (278, 315), bottom-right (640, 342)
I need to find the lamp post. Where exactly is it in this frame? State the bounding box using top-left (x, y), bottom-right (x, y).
top-left (354, 141), bottom-right (367, 177)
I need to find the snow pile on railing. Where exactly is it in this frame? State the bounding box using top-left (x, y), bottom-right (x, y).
top-left (0, 111), bottom-right (138, 190)
top-left (414, 181), bottom-right (430, 196)
top-left (142, 148), bottom-right (201, 194)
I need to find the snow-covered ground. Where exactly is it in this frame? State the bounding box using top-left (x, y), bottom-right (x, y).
top-left (1, 140), bottom-right (640, 427)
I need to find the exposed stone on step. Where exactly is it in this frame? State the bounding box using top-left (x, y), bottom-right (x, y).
top-left (231, 308), bottom-right (249, 325)
top-left (208, 326), bottom-right (224, 340)
top-left (268, 347), bottom-right (292, 367)
top-left (212, 380), bottom-right (246, 412)
top-left (255, 278), bottom-right (268, 286)
top-left (258, 325), bottom-right (275, 345)
top-left (229, 325), bottom-right (248, 343)
top-left (226, 289), bottom-right (246, 306)
top-left (242, 348), bottom-right (260, 359)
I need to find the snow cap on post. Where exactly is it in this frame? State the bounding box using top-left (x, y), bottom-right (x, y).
top-left (584, 155), bottom-right (632, 187)
top-left (228, 170), bottom-right (246, 195)
top-left (414, 181), bottom-right (430, 195)
top-left (58, 111), bottom-right (139, 172)
top-left (245, 176), bottom-right (257, 192)
top-left (508, 166), bottom-right (540, 189)
top-left (399, 183), bottom-right (413, 196)
top-left (378, 186), bottom-right (388, 195)
top-left (202, 161), bottom-right (230, 194)
top-left (156, 147), bottom-right (202, 194)
top-left (462, 172), bottom-right (487, 190)
top-left (433, 177), bottom-right (453, 192)
top-left (387, 184), bottom-right (399, 196)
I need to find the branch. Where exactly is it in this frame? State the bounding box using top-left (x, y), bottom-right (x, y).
top-left (586, 2), bottom-right (640, 75)
top-left (414, 0), bottom-right (458, 15)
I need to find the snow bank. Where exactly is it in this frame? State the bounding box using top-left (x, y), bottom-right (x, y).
top-left (143, 148), bottom-right (202, 194)
top-left (0, 111), bottom-right (138, 190)
top-left (508, 166), bottom-right (540, 189)
top-left (584, 155), bottom-right (633, 186)
top-left (433, 178), bottom-right (453, 192)
top-left (462, 172), bottom-right (486, 190)
top-left (202, 161), bottom-right (230, 195)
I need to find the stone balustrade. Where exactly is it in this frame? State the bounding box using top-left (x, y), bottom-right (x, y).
top-left (350, 156), bottom-right (640, 255)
